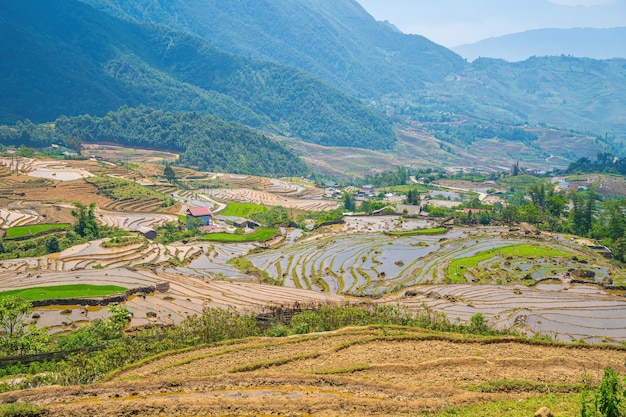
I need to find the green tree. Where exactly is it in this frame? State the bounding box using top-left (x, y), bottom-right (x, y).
top-left (611, 238), bottom-right (626, 263)
top-left (570, 193), bottom-right (589, 236)
top-left (342, 191), bottom-right (356, 211)
top-left (45, 236), bottom-right (60, 253)
top-left (0, 296), bottom-right (32, 355)
top-left (163, 165), bottom-right (176, 183)
top-left (72, 202), bottom-right (100, 238)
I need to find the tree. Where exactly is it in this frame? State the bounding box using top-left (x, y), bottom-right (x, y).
top-left (45, 236), bottom-right (60, 253)
top-left (163, 165), bottom-right (176, 183)
top-left (0, 296), bottom-right (32, 355)
top-left (342, 191), bottom-right (356, 211)
top-left (72, 202), bottom-right (100, 238)
top-left (511, 161), bottom-right (520, 176)
top-left (405, 189), bottom-right (420, 205)
top-left (611, 238), bottom-right (626, 263)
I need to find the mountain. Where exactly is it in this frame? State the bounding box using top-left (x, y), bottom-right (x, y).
top-left (453, 27), bottom-right (626, 62)
top-left (78, 0), bottom-right (467, 97)
top-left (436, 56), bottom-right (626, 141)
top-left (78, 0), bottom-right (626, 146)
top-left (0, 0), bottom-right (395, 150)
top-left (3, 0), bottom-right (626, 157)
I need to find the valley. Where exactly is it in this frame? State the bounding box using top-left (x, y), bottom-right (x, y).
top-left (1, 0), bottom-right (626, 415)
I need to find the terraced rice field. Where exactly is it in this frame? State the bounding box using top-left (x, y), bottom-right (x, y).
top-left (247, 227), bottom-right (609, 296)
top-left (219, 174), bottom-right (306, 195)
top-left (0, 268), bottom-right (344, 330)
top-left (210, 188), bottom-right (338, 211)
top-left (16, 326), bottom-right (626, 417)
top-left (0, 208), bottom-right (41, 227)
top-left (95, 210), bottom-right (178, 231)
top-left (392, 284), bottom-right (626, 343)
top-left (102, 198), bottom-right (165, 213)
top-left (0, 157), bottom-right (93, 181)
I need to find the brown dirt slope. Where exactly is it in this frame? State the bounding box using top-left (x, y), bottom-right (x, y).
top-left (12, 327), bottom-right (626, 417)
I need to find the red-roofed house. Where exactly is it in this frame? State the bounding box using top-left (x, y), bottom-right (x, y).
top-left (186, 207), bottom-right (213, 226)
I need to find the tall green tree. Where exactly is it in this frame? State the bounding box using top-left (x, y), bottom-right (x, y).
top-left (163, 165), bottom-right (176, 183)
top-left (0, 296), bottom-right (32, 355)
top-left (342, 191), bottom-right (356, 212)
top-left (72, 202), bottom-right (100, 238)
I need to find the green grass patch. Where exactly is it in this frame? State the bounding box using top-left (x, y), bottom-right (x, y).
top-left (448, 244), bottom-right (570, 283)
top-left (200, 228), bottom-right (279, 243)
top-left (86, 176), bottom-right (174, 206)
top-left (497, 174), bottom-right (544, 191)
top-left (228, 257), bottom-right (280, 285)
top-left (5, 223), bottom-right (69, 239)
top-left (380, 184), bottom-right (430, 193)
top-left (220, 202), bottom-right (268, 217)
top-left (0, 402), bottom-right (45, 417)
top-left (0, 284), bottom-right (127, 301)
top-left (310, 363), bottom-right (370, 375)
top-left (565, 176), bottom-right (588, 182)
top-left (434, 393), bottom-right (580, 417)
top-left (467, 379), bottom-right (582, 394)
top-left (385, 227), bottom-right (447, 236)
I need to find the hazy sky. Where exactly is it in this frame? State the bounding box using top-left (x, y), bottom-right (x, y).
top-left (355, 0), bottom-right (626, 47)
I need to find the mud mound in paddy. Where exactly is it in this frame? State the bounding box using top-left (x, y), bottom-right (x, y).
top-left (15, 327), bottom-right (626, 417)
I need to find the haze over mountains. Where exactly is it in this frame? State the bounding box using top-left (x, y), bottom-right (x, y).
top-left (1, 0), bottom-right (625, 161)
top-left (454, 27), bottom-right (626, 62)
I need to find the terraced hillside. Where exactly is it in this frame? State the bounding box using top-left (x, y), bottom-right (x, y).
top-left (211, 188), bottom-right (337, 211)
top-left (0, 268), bottom-right (344, 330)
top-left (13, 326), bottom-right (626, 417)
top-left (95, 209), bottom-right (178, 231)
top-left (247, 226), bottom-right (618, 296)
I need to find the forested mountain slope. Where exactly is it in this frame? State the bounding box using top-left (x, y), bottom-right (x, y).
top-left (0, 106), bottom-right (310, 176)
top-left (79, 0), bottom-right (467, 96)
top-left (0, 0), bottom-right (394, 150)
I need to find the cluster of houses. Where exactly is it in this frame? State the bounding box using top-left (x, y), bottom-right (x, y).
top-left (137, 206), bottom-right (259, 240)
top-left (323, 183), bottom-right (377, 200)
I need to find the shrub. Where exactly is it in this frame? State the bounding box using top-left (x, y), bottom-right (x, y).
top-left (581, 367), bottom-right (625, 417)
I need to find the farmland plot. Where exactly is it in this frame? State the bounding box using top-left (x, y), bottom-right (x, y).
top-left (0, 267), bottom-right (344, 330)
top-left (20, 327), bottom-right (626, 417)
top-left (0, 157), bottom-right (94, 181)
top-left (393, 284), bottom-right (626, 343)
top-left (0, 208), bottom-right (41, 227)
top-left (210, 188), bottom-right (338, 211)
top-left (96, 209), bottom-right (178, 231)
top-left (248, 226), bottom-right (617, 296)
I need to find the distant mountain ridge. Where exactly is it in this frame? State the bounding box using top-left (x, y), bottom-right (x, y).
top-left (453, 27), bottom-right (626, 62)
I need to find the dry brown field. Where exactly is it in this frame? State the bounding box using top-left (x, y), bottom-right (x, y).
top-left (12, 326), bottom-right (626, 417)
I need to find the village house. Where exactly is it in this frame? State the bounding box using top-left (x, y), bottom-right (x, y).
top-left (186, 207), bottom-right (213, 226)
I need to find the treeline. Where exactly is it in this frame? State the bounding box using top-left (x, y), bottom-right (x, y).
top-left (364, 166), bottom-right (410, 188)
top-left (0, 106), bottom-right (310, 177)
top-left (567, 152), bottom-right (626, 175)
top-left (429, 123), bottom-right (539, 147)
